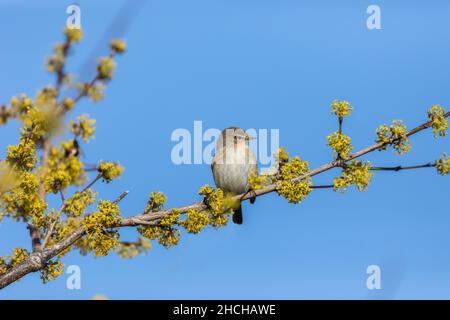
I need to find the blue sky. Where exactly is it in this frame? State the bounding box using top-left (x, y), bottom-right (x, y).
top-left (0, 0), bottom-right (449, 299)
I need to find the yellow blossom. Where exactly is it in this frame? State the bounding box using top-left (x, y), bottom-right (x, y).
top-left (41, 259), bottom-right (64, 283)
top-left (116, 238), bottom-right (151, 259)
top-left (97, 161), bottom-right (123, 183)
top-left (63, 189), bottom-right (97, 217)
top-left (276, 156), bottom-right (312, 203)
top-left (376, 120), bottom-right (411, 155)
top-left (145, 191), bottom-right (167, 212)
top-left (331, 99), bottom-right (353, 117)
top-left (10, 247), bottom-right (29, 266)
top-left (70, 114), bottom-right (96, 142)
top-left (6, 138), bottom-right (38, 171)
top-left (64, 27), bottom-right (83, 43)
top-left (333, 160), bottom-right (373, 192)
top-left (159, 209), bottom-right (181, 227)
top-left (62, 98), bottom-right (75, 111)
top-left (83, 200), bottom-right (121, 256)
top-left (110, 39), bottom-right (127, 54)
top-left (327, 132), bottom-right (353, 159)
top-left (97, 57), bottom-right (116, 80)
top-left (178, 209), bottom-right (209, 234)
top-left (436, 153), bottom-right (450, 176)
top-left (428, 105), bottom-right (448, 137)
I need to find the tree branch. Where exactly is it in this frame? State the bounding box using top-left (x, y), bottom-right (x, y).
top-left (371, 163), bottom-right (435, 171)
top-left (0, 191), bottom-right (129, 289)
top-left (27, 223), bottom-right (42, 253)
top-left (0, 112), bottom-right (448, 289)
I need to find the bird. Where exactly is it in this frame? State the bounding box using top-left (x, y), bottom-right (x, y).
top-left (211, 127), bottom-right (258, 224)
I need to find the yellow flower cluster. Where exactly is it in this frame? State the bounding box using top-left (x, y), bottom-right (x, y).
top-left (276, 156), bottom-right (312, 203)
top-left (1, 171), bottom-right (47, 226)
top-left (199, 185), bottom-right (225, 214)
top-left (83, 200), bottom-right (121, 256)
top-left (35, 86), bottom-right (58, 108)
top-left (248, 147), bottom-right (292, 191)
top-left (0, 27), bottom-right (131, 283)
top-left (76, 82), bottom-right (105, 102)
top-left (0, 256), bottom-right (7, 274)
top-left (137, 224), bottom-right (181, 249)
top-left (85, 200), bottom-right (121, 228)
top-left (64, 27), bottom-right (83, 43)
top-left (331, 99), bottom-right (353, 117)
top-left (333, 160), bottom-right (373, 192)
top-left (10, 247), bottom-right (30, 266)
top-left (376, 120), bottom-right (411, 155)
top-left (160, 209), bottom-right (181, 227)
top-left (436, 154), bottom-right (450, 176)
top-left (248, 171), bottom-right (270, 190)
top-left (6, 138), bottom-right (38, 171)
top-left (145, 191), bottom-right (167, 212)
top-left (134, 193), bottom-right (183, 244)
top-left (47, 52), bottom-right (64, 74)
top-left (62, 98), bottom-right (75, 111)
top-left (48, 217), bottom-right (83, 256)
top-left (47, 35), bottom-right (76, 74)
top-left (277, 147), bottom-right (289, 163)
top-left (63, 189), bottom-right (97, 217)
top-left (0, 247), bottom-right (30, 275)
top-left (22, 105), bottom-right (60, 141)
top-left (70, 114), bottom-right (96, 142)
top-left (44, 170), bottom-right (71, 194)
top-left (10, 94), bottom-right (33, 117)
top-left (428, 105), bottom-right (448, 138)
top-left (40, 259), bottom-right (64, 283)
top-left (116, 238), bottom-right (151, 259)
top-left (178, 209), bottom-right (209, 234)
top-left (97, 57), bottom-right (116, 80)
top-left (199, 185), bottom-right (232, 227)
top-left (0, 94), bottom-right (33, 126)
top-left (139, 186), bottom-right (237, 248)
top-left (110, 39), bottom-right (127, 54)
top-left (97, 161), bottom-right (123, 183)
top-left (158, 228), bottom-right (181, 248)
top-left (44, 140), bottom-right (86, 193)
top-left (88, 83), bottom-right (105, 102)
top-left (327, 132), bottom-right (353, 159)
top-left (137, 225), bottom-right (163, 241)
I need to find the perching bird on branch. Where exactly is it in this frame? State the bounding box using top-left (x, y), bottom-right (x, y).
top-left (212, 127), bottom-right (258, 224)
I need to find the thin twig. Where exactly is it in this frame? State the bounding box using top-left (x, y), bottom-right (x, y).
top-left (81, 173), bottom-right (102, 193)
top-left (371, 163), bottom-right (435, 171)
top-left (311, 184), bottom-right (334, 189)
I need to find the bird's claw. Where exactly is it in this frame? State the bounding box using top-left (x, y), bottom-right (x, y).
top-left (241, 189), bottom-right (257, 204)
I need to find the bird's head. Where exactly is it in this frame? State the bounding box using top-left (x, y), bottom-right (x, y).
top-left (216, 127), bottom-right (255, 149)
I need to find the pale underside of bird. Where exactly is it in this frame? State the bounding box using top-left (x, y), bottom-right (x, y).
top-left (211, 127), bottom-right (258, 224)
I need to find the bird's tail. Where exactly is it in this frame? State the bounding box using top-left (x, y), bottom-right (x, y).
top-left (232, 205), bottom-right (243, 224)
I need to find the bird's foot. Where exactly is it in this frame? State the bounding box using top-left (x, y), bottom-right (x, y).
top-left (241, 189), bottom-right (257, 204)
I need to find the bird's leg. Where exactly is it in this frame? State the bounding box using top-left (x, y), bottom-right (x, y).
top-left (241, 188), bottom-right (257, 204)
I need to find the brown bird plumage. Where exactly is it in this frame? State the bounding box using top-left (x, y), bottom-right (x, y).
top-left (211, 127), bottom-right (257, 224)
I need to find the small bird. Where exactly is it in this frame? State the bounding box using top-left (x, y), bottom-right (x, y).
top-left (211, 127), bottom-right (258, 224)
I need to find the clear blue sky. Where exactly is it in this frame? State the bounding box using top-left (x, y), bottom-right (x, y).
top-left (0, 0), bottom-right (449, 299)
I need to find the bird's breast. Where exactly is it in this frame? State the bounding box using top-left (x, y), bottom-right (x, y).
top-left (212, 146), bottom-right (257, 194)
